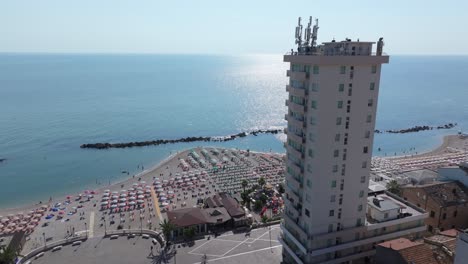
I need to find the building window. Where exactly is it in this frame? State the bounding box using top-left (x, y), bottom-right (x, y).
top-left (330, 195), bottom-right (336, 202)
top-left (363, 146), bottom-right (368, 154)
top-left (384, 213), bottom-right (389, 219)
top-left (308, 149), bottom-right (314, 158)
top-left (336, 117), bottom-right (342, 125)
top-left (307, 179), bottom-right (312, 188)
top-left (340, 66), bottom-right (346, 74)
top-left (356, 218), bottom-right (362, 227)
top-left (430, 211), bottom-right (435, 218)
top-left (359, 190), bottom-right (364, 198)
top-left (305, 209), bottom-right (310, 217)
top-left (428, 225), bottom-right (433, 232)
top-left (362, 161), bottom-right (367, 168)
top-left (333, 149), bottom-right (339, 157)
top-left (313, 65), bottom-right (319, 74)
top-left (366, 115), bottom-right (372, 123)
top-left (292, 64), bottom-right (303, 72)
top-left (332, 165), bottom-right (338, 173)
top-left (306, 193), bottom-right (311, 202)
top-left (308, 133), bottom-right (315, 142)
top-left (335, 134), bottom-right (341, 142)
top-left (310, 83), bottom-right (319, 92)
top-left (365, 131), bottom-right (370, 138)
top-left (339, 83), bottom-right (344, 92)
top-left (331, 180), bottom-right (337, 188)
top-left (307, 164), bottom-right (312, 172)
top-left (370, 82), bottom-right (375, 90)
top-left (311, 100), bottom-right (317, 109)
top-left (371, 65), bottom-right (377, 73)
top-left (360, 176), bottom-right (366, 183)
top-left (442, 213), bottom-right (447, 220)
top-left (337, 101), bottom-right (343, 109)
top-left (310, 117), bottom-right (316, 125)
top-left (329, 210), bottom-right (335, 217)
top-left (454, 211), bottom-right (458, 217)
top-left (358, 204), bottom-right (363, 211)
top-left (368, 99), bottom-right (373, 107)
top-left (328, 224), bottom-right (333, 233)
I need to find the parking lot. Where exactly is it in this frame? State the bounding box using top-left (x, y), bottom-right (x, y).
top-left (30, 235), bottom-right (159, 264)
top-left (171, 224), bottom-right (282, 264)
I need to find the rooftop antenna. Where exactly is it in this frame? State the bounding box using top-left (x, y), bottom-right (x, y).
top-left (295, 17), bottom-right (303, 49)
top-left (304, 16), bottom-right (312, 47)
top-left (311, 18), bottom-right (319, 47)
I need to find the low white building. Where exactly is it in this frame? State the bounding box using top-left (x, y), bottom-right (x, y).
top-left (367, 195), bottom-right (400, 222)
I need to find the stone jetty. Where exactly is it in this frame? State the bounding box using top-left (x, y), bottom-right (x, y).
top-left (374, 123), bottom-right (456, 134)
top-left (80, 129), bottom-right (281, 149)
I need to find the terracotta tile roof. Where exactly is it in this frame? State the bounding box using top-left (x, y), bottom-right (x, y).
top-left (378, 238), bottom-right (422, 251)
top-left (439, 229), bottom-right (459, 237)
top-left (399, 243), bottom-right (450, 264)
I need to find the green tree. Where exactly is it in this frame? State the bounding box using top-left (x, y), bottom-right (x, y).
top-left (258, 177), bottom-right (266, 189)
top-left (277, 183), bottom-right (285, 194)
top-left (241, 191), bottom-right (250, 206)
top-left (159, 219), bottom-right (176, 244)
top-left (254, 199), bottom-right (263, 211)
top-left (241, 179), bottom-right (248, 192)
top-left (386, 180), bottom-right (402, 196)
top-left (183, 226), bottom-right (196, 240)
top-left (0, 246), bottom-right (17, 264)
top-left (261, 215), bottom-right (268, 224)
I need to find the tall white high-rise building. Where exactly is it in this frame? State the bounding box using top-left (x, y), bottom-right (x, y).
top-left (280, 17), bottom-right (427, 264)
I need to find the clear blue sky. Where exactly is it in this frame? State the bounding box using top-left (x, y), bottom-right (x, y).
top-left (1, 0), bottom-right (466, 55)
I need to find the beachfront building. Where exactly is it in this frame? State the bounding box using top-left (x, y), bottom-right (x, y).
top-left (281, 17), bottom-right (427, 263)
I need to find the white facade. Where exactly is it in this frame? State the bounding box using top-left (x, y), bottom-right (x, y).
top-left (281, 17), bottom-right (427, 264)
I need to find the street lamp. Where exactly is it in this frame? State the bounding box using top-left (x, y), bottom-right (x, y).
top-left (140, 216), bottom-right (143, 234)
top-left (104, 218), bottom-right (107, 235)
top-left (42, 232), bottom-right (46, 248)
top-left (85, 222), bottom-right (88, 238)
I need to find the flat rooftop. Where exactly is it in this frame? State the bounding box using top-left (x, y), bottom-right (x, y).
top-left (366, 192), bottom-right (425, 225)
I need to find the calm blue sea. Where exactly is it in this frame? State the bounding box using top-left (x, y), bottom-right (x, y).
top-left (0, 54), bottom-right (467, 208)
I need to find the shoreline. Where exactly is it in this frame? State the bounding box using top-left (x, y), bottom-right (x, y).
top-left (0, 135), bottom-right (463, 215)
top-left (0, 146), bottom-right (284, 215)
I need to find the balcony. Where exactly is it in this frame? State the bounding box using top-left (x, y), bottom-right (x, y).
top-left (279, 235), bottom-right (305, 264)
top-left (309, 225), bottom-right (426, 257)
top-left (287, 144), bottom-right (303, 161)
top-left (320, 250), bottom-right (376, 264)
top-left (287, 70), bottom-right (307, 81)
top-left (287, 116), bottom-right (304, 130)
top-left (288, 100), bottom-right (306, 114)
top-left (287, 85), bottom-right (306, 97)
top-left (288, 132), bottom-right (304, 146)
top-left (284, 213), bottom-right (308, 240)
top-left (281, 223), bottom-right (308, 254)
top-left (287, 159), bottom-right (303, 175)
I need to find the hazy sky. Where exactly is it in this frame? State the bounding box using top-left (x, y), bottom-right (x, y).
top-left (1, 0), bottom-right (466, 55)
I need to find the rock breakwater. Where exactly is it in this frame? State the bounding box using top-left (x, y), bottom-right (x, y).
top-left (80, 129), bottom-right (281, 149)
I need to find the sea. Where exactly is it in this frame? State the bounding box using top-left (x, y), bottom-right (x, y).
top-left (0, 54), bottom-right (467, 209)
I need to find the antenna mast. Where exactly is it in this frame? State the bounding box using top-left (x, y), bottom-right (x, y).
top-left (305, 16), bottom-right (312, 47)
top-left (295, 17), bottom-right (303, 49)
top-left (311, 18), bottom-right (319, 48)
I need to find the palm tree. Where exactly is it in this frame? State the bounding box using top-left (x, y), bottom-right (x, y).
top-left (159, 219), bottom-right (176, 246)
top-left (258, 177), bottom-right (266, 189)
top-left (0, 246), bottom-right (17, 264)
top-left (241, 179), bottom-right (248, 192)
top-left (386, 180), bottom-right (402, 196)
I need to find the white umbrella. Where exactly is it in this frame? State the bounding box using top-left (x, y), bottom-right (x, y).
top-left (156, 188), bottom-right (164, 193)
top-left (129, 192), bottom-right (136, 196)
top-left (132, 183), bottom-right (139, 187)
top-left (129, 201), bottom-right (136, 205)
top-left (119, 198), bottom-right (127, 202)
top-left (137, 195), bottom-right (145, 199)
top-left (111, 195), bottom-right (119, 199)
top-left (129, 196), bottom-right (136, 201)
top-left (119, 203), bottom-right (126, 207)
top-left (168, 191), bottom-right (174, 194)
top-left (102, 197), bottom-right (109, 201)
top-left (159, 193), bottom-right (167, 197)
top-left (162, 180), bottom-right (169, 183)
top-left (120, 193), bottom-right (127, 197)
top-left (155, 185), bottom-right (162, 189)
top-left (128, 188), bottom-right (135, 191)
top-left (110, 204), bottom-right (118, 208)
top-left (101, 201), bottom-right (109, 205)
top-left (120, 189), bottom-right (127, 193)
top-left (111, 200), bottom-right (118, 204)
top-left (137, 200), bottom-right (144, 204)
top-left (112, 191), bottom-right (118, 194)
top-left (104, 189), bottom-right (110, 192)
top-left (159, 197), bottom-right (167, 201)
top-left (1, 218), bottom-right (9, 223)
top-left (103, 193), bottom-right (109, 197)
top-left (188, 182), bottom-right (194, 186)
top-left (141, 181), bottom-right (146, 184)
top-left (137, 191), bottom-right (144, 195)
